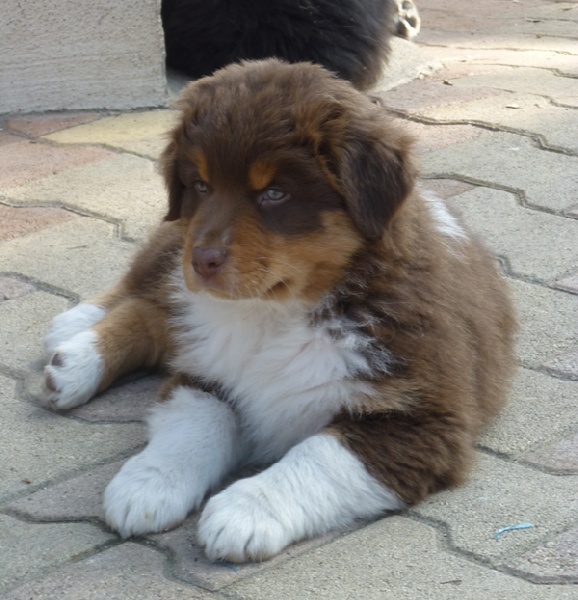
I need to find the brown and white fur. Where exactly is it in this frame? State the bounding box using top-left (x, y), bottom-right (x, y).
top-left (41, 59), bottom-right (516, 563)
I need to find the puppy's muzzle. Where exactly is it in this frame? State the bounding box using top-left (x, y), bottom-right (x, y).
top-left (192, 247), bottom-right (227, 279)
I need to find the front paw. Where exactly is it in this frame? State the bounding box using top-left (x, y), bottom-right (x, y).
top-left (44, 303), bottom-right (105, 354)
top-left (198, 479), bottom-right (292, 563)
top-left (42, 330), bottom-right (103, 409)
top-left (104, 453), bottom-right (202, 539)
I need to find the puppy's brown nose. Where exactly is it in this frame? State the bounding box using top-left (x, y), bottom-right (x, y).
top-left (192, 247), bottom-right (227, 278)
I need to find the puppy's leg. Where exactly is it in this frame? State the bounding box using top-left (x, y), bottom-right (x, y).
top-left (393, 0), bottom-right (421, 40)
top-left (198, 434), bottom-right (404, 563)
top-left (42, 297), bottom-right (170, 409)
top-left (104, 386), bottom-right (242, 538)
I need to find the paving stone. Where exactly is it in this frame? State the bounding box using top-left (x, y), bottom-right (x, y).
top-left (419, 93), bottom-right (578, 153)
top-left (3, 543), bottom-right (216, 600)
top-left (0, 515), bottom-right (115, 594)
top-left (505, 527), bottom-right (578, 585)
top-left (543, 348), bottom-right (578, 381)
top-left (554, 271), bottom-right (578, 294)
top-left (0, 291), bottom-right (68, 373)
top-left (0, 140), bottom-right (112, 190)
top-left (7, 461), bottom-right (124, 522)
top-left (420, 46), bottom-right (578, 76)
top-left (3, 154), bottom-right (166, 242)
top-left (0, 277), bottom-right (35, 301)
top-left (479, 368), bottom-right (578, 458)
top-left (567, 204), bottom-right (578, 218)
top-left (0, 205), bottom-right (78, 242)
top-left (412, 453), bottom-right (578, 565)
top-left (444, 65), bottom-right (578, 108)
top-left (524, 430), bottom-right (578, 476)
top-left (229, 517), bottom-right (577, 600)
top-left (5, 112), bottom-right (102, 138)
top-left (151, 514), bottom-right (362, 592)
top-left (65, 373), bottom-right (163, 423)
top-left (0, 218), bottom-right (134, 299)
top-left (44, 110), bottom-right (179, 160)
top-left (0, 133), bottom-right (21, 147)
top-left (403, 121), bottom-right (485, 156)
top-left (445, 187), bottom-right (578, 283)
top-left (0, 374), bottom-right (144, 500)
top-left (422, 131), bottom-right (578, 213)
top-left (511, 279), bottom-right (578, 369)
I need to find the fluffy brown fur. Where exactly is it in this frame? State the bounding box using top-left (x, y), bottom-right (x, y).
top-left (44, 59), bottom-right (516, 536)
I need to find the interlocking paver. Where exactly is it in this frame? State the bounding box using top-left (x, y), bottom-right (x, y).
top-left (0, 277), bottom-right (35, 301)
top-left (3, 543), bottom-right (218, 600)
top-left (422, 131), bottom-right (578, 213)
top-left (229, 517), bottom-right (578, 600)
top-left (412, 453), bottom-right (578, 564)
top-left (479, 368), bottom-right (577, 459)
top-left (543, 348), bottom-right (578, 381)
top-left (0, 515), bottom-right (114, 594)
top-left (0, 374), bottom-right (144, 500)
top-left (511, 279), bottom-right (578, 369)
top-left (446, 186), bottom-right (578, 283)
top-left (43, 110), bottom-right (179, 159)
top-left (0, 219), bottom-right (134, 299)
top-left (5, 112), bottom-right (101, 138)
top-left (0, 206), bottom-right (77, 242)
top-left (2, 154), bottom-right (166, 242)
top-left (524, 431), bottom-right (578, 476)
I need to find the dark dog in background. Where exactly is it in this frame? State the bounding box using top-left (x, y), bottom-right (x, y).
top-left (161, 0), bottom-right (420, 90)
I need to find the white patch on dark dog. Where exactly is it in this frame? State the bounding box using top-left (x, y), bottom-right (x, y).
top-left (104, 386), bottom-right (242, 538)
top-left (171, 282), bottom-right (379, 463)
top-left (198, 434), bottom-right (404, 562)
top-left (422, 191), bottom-right (468, 244)
top-left (42, 330), bottom-right (104, 409)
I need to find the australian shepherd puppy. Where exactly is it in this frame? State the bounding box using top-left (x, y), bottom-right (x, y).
top-left (42, 59), bottom-right (516, 563)
top-left (161, 0), bottom-right (420, 90)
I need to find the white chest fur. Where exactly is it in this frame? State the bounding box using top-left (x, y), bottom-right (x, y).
top-left (171, 288), bottom-right (374, 462)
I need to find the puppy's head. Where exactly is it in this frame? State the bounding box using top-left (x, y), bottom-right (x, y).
top-left (162, 59), bottom-right (416, 302)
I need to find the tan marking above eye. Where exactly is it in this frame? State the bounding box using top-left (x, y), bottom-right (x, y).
top-left (248, 160), bottom-right (277, 191)
top-left (191, 149), bottom-right (210, 184)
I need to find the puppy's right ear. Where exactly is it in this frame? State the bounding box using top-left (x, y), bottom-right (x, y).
top-left (161, 136), bottom-right (184, 222)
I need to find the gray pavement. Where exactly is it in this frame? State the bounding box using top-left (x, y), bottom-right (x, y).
top-left (1, 0), bottom-right (577, 597)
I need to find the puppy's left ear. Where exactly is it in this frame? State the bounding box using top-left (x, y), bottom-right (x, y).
top-left (336, 122), bottom-right (417, 239)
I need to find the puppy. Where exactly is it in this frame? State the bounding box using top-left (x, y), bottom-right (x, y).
top-left (42, 59), bottom-right (516, 563)
top-left (161, 0), bottom-right (420, 90)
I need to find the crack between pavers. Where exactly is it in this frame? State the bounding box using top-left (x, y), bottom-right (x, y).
top-left (418, 42), bottom-right (578, 57)
top-left (392, 111), bottom-right (578, 157)
top-left (0, 270), bottom-right (79, 303)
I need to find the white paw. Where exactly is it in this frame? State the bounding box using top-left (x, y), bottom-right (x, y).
top-left (42, 330), bottom-right (104, 409)
top-left (394, 0), bottom-right (421, 40)
top-left (44, 303), bottom-right (105, 354)
top-left (198, 479), bottom-right (293, 563)
top-left (104, 452), bottom-right (204, 538)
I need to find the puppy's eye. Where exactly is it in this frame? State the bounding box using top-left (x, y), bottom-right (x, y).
top-left (260, 188), bottom-right (289, 206)
top-left (194, 180), bottom-right (208, 193)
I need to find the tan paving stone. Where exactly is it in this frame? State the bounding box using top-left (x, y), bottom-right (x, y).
top-left (403, 121), bottom-right (485, 156)
top-left (229, 517), bottom-right (577, 600)
top-left (3, 154), bottom-right (166, 242)
top-left (0, 516), bottom-right (115, 595)
top-left (44, 110), bottom-right (179, 159)
top-left (524, 430), bottom-right (578, 476)
top-left (0, 374), bottom-right (144, 499)
top-left (505, 527), bottom-right (578, 585)
top-left (0, 218), bottom-right (134, 299)
top-left (0, 140), bottom-right (112, 190)
top-left (421, 178), bottom-right (475, 200)
top-left (412, 453), bottom-right (578, 564)
top-left (479, 368), bottom-right (578, 458)
top-left (0, 206), bottom-right (78, 242)
top-left (446, 187), bottom-right (578, 283)
top-left (555, 271), bottom-right (578, 294)
top-left (0, 133), bottom-right (21, 147)
top-left (3, 543), bottom-right (217, 599)
top-left (419, 93), bottom-right (578, 153)
top-left (511, 279), bottom-right (578, 369)
top-left (5, 112), bottom-right (102, 138)
top-left (422, 131), bottom-right (578, 213)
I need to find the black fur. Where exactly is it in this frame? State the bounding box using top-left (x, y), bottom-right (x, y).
top-left (161, 0), bottom-right (394, 90)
